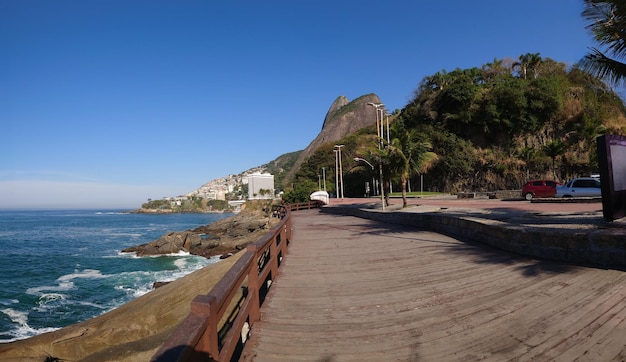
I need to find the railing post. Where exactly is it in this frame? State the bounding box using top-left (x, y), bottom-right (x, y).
top-left (270, 233), bottom-right (279, 278)
top-left (279, 222), bottom-right (288, 256)
top-left (191, 294), bottom-right (219, 359)
top-left (246, 245), bottom-right (261, 323)
top-left (285, 214), bottom-right (292, 242)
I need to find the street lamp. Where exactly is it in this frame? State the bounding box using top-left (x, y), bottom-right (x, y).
top-left (322, 167), bottom-right (326, 191)
top-left (385, 111), bottom-right (390, 144)
top-left (354, 157), bottom-right (384, 210)
top-left (366, 103), bottom-right (386, 210)
top-left (354, 157), bottom-right (374, 170)
top-left (354, 157), bottom-right (375, 196)
top-left (384, 110), bottom-right (393, 194)
top-left (367, 102), bottom-right (385, 141)
top-left (334, 150), bottom-right (338, 198)
top-left (334, 145), bottom-right (344, 199)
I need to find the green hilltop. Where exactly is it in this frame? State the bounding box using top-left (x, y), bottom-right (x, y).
top-left (278, 54), bottom-right (626, 201)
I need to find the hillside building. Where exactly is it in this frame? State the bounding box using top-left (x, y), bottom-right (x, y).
top-left (248, 172), bottom-right (275, 200)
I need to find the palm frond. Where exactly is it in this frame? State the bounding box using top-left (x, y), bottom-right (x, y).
top-left (581, 47), bottom-right (626, 85)
top-left (581, 1), bottom-right (626, 85)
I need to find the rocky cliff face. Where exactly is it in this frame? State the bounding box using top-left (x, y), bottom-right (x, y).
top-left (284, 93), bottom-right (383, 184)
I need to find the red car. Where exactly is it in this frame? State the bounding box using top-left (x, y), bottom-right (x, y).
top-left (521, 180), bottom-right (560, 200)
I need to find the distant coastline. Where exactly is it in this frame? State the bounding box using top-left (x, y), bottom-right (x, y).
top-left (129, 208), bottom-right (232, 214)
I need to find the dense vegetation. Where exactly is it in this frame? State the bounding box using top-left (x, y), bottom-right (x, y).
top-left (401, 56), bottom-right (626, 192)
top-left (283, 54), bottom-right (626, 202)
top-left (141, 197), bottom-right (231, 212)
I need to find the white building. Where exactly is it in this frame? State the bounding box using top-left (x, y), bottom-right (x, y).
top-left (247, 172), bottom-right (275, 200)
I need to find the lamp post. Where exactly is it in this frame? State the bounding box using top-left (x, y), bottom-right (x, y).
top-left (354, 157), bottom-right (374, 170)
top-left (334, 150), bottom-right (338, 199)
top-left (367, 102), bottom-right (385, 142)
top-left (354, 157), bottom-right (384, 210)
top-left (334, 145), bottom-right (344, 199)
top-left (367, 102), bottom-right (386, 208)
top-left (322, 167), bottom-right (326, 191)
top-left (354, 157), bottom-right (375, 195)
top-left (385, 112), bottom-right (390, 144)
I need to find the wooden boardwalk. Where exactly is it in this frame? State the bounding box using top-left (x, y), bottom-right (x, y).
top-left (240, 209), bottom-right (626, 361)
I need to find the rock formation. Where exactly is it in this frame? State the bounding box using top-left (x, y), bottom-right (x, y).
top-left (284, 93), bottom-right (383, 185)
top-left (122, 201), bottom-right (280, 258)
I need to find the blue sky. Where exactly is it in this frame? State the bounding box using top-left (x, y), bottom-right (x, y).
top-left (1, 1), bottom-right (593, 209)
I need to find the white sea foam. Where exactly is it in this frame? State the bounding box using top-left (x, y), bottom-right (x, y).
top-left (25, 269), bottom-right (105, 296)
top-left (142, 250), bottom-right (192, 258)
top-left (0, 299), bottom-right (18, 306)
top-left (57, 269), bottom-right (106, 282)
top-left (115, 283), bottom-right (152, 298)
top-left (0, 308), bottom-right (59, 342)
top-left (26, 281), bottom-right (74, 296)
top-left (114, 251), bottom-right (140, 258)
top-left (39, 293), bottom-right (66, 302)
top-left (35, 293), bottom-right (68, 312)
top-left (174, 258), bottom-right (187, 269)
top-left (1, 308), bottom-right (28, 326)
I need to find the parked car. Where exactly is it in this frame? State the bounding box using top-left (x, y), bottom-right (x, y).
top-left (521, 180), bottom-right (560, 200)
top-left (555, 177), bottom-right (602, 198)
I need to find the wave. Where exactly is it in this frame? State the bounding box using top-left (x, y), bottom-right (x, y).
top-left (0, 308), bottom-right (59, 342)
top-left (113, 250), bottom-right (193, 258)
top-left (57, 269), bottom-right (106, 282)
top-left (26, 269), bottom-right (105, 296)
top-left (0, 299), bottom-right (19, 307)
top-left (26, 281), bottom-right (74, 296)
top-left (35, 293), bottom-right (68, 312)
top-left (115, 284), bottom-right (152, 298)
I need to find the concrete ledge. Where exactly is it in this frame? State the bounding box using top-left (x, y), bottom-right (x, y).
top-left (531, 197), bottom-right (603, 203)
top-left (320, 206), bottom-right (626, 270)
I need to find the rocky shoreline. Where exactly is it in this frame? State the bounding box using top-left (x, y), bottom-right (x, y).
top-left (128, 208), bottom-right (229, 214)
top-left (123, 201), bottom-right (280, 259)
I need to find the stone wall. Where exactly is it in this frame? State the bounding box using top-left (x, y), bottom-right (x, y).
top-left (320, 206), bottom-right (626, 269)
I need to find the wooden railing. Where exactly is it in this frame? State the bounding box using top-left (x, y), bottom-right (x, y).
top-left (286, 200), bottom-right (325, 211)
top-left (151, 202), bottom-right (322, 362)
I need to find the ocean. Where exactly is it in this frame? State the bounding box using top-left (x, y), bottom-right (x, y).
top-left (0, 209), bottom-right (233, 343)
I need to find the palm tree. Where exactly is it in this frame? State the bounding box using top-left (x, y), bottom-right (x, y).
top-left (512, 53), bottom-right (542, 79)
top-left (383, 122), bottom-right (438, 208)
top-left (426, 70), bottom-right (451, 90)
top-left (542, 139), bottom-right (567, 181)
top-left (581, 0), bottom-right (626, 85)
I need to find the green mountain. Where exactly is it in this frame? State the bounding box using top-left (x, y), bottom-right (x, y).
top-left (274, 55), bottom-right (626, 200)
